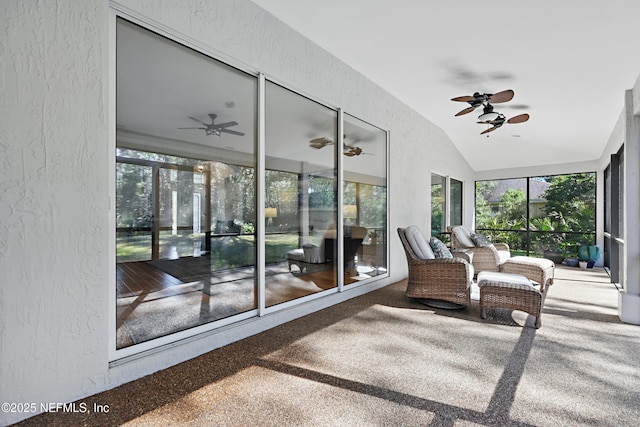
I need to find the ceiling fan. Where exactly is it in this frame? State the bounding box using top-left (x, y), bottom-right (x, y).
top-left (478, 112), bottom-right (530, 135)
top-left (451, 89), bottom-right (514, 116)
top-left (451, 89), bottom-right (530, 134)
top-left (309, 137), bottom-right (368, 156)
top-left (179, 113), bottom-right (244, 137)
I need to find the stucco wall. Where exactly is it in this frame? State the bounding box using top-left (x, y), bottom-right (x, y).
top-left (0, 1), bottom-right (112, 424)
top-left (0, 1), bottom-right (474, 424)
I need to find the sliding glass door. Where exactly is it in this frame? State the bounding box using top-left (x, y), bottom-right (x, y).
top-left (343, 113), bottom-right (388, 279)
top-left (114, 16), bottom-right (389, 353)
top-left (115, 18), bottom-right (258, 349)
top-left (264, 81), bottom-right (338, 305)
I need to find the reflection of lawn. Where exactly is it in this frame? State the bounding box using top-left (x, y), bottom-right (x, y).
top-left (117, 233), bottom-right (300, 265)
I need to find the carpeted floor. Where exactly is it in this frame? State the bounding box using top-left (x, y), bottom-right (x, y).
top-left (116, 262), bottom-right (331, 348)
top-left (14, 265), bottom-right (640, 426)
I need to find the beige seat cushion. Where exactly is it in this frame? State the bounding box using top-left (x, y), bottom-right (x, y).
top-left (477, 271), bottom-right (533, 287)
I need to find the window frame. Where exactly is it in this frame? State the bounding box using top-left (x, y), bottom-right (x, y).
top-left (109, 8), bottom-right (390, 361)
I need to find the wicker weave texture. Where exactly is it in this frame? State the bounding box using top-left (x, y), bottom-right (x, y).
top-left (398, 227), bottom-right (472, 307)
top-left (479, 282), bottom-right (542, 328)
top-left (451, 233), bottom-right (509, 273)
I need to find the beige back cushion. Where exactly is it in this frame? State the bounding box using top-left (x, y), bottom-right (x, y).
top-left (404, 226), bottom-right (435, 260)
top-left (452, 225), bottom-right (475, 247)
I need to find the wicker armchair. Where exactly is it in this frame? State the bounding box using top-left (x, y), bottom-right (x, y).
top-left (450, 225), bottom-right (511, 274)
top-left (398, 226), bottom-right (473, 307)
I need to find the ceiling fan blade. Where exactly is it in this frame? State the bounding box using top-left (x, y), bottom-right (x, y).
top-left (455, 106), bottom-right (477, 116)
top-left (215, 121), bottom-right (239, 129)
top-left (310, 137), bottom-right (333, 147)
top-left (178, 127), bottom-right (206, 130)
top-left (220, 128), bottom-right (245, 136)
top-left (480, 126), bottom-right (499, 135)
top-left (188, 116), bottom-right (207, 125)
top-left (451, 95), bottom-right (475, 102)
top-left (488, 89), bottom-right (514, 104)
top-left (507, 113), bottom-right (530, 124)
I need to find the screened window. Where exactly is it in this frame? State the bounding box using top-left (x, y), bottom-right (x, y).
top-left (475, 173), bottom-right (596, 257)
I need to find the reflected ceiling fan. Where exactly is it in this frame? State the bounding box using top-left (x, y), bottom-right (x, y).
top-left (451, 89), bottom-right (530, 135)
top-left (309, 136), bottom-right (369, 156)
top-left (179, 113), bottom-right (244, 137)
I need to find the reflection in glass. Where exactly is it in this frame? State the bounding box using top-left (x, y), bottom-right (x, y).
top-left (431, 173), bottom-right (445, 236)
top-left (265, 82), bottom-right (338, 306)
top-left (115, 19), bottom-right (257, 349)
top-left (343, 114), bottom-right (388, 281)
top-left (450, 178), bottom-right (463, 227)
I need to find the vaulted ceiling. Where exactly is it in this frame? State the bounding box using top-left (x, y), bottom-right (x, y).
top-left (252, 0), bottom-right (640, 171)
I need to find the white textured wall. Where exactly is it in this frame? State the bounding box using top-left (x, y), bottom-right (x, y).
top-left (0, 0), bottom-right (473, 424)
top-left (1, 1), bottom-right (111, 424)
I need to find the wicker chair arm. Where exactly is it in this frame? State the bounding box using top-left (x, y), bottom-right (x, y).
top-left (494, 242), bottom-right (510, 252)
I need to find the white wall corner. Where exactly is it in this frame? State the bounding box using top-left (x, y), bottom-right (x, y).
top-left (618, 290), bottom-right (640, 325)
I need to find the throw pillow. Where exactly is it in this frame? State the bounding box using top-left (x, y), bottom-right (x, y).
top-left (429, 236), bottom-right (453, 258)
top-left (471, 232), bottom-right (492, 247)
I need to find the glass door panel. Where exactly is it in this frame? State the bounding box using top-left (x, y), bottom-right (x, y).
top-left (115, 18), bottom-right (257, 349)
top-left (265, 81), bottom-right (338, 306)
top-left (431, 174), bottom-right (445, 236)
top-left (450, 178), bottom-right (463, 227)
top-left (343, 113), bottom-right (388, 281)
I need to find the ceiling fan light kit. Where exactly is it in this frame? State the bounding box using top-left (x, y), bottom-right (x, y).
top-left (451, 89), bottom-right (529, 135)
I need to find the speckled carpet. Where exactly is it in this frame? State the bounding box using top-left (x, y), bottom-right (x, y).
top-left (14, 265), bottom-right (640, 427)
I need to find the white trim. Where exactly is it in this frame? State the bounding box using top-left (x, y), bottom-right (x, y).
top-left (107, 9), bottom-right (118, 363)
top-left (257, 73), bottom-right (266, 315)
top-left (619, 291), bottom-right (640, 325)
top-left (337, 108), bottom-right (345, 290)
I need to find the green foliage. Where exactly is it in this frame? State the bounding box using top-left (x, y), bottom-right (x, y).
top-left (475, 173), bottom-right (596, 254)
top-left (356, 183), bottom-right (387, 228)
top-left (542, 173), bottom-right (595, 232)
top-left (498, 189), bottom-right (527, 228)
top-left (431, 182), bottom-right (444, 234)
top-left (241, 223), bottom-right (255, 234)
top-left (475, 181), bottom-right (496, 229)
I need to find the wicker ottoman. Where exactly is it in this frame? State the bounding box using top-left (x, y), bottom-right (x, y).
top-left (477, 271), bottom-right (542, 328)
top-left (500, 256), bottom-right (555, 291)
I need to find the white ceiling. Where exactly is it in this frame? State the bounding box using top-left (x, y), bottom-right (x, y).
top-left (252, 0), bottom-right (640, 171)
